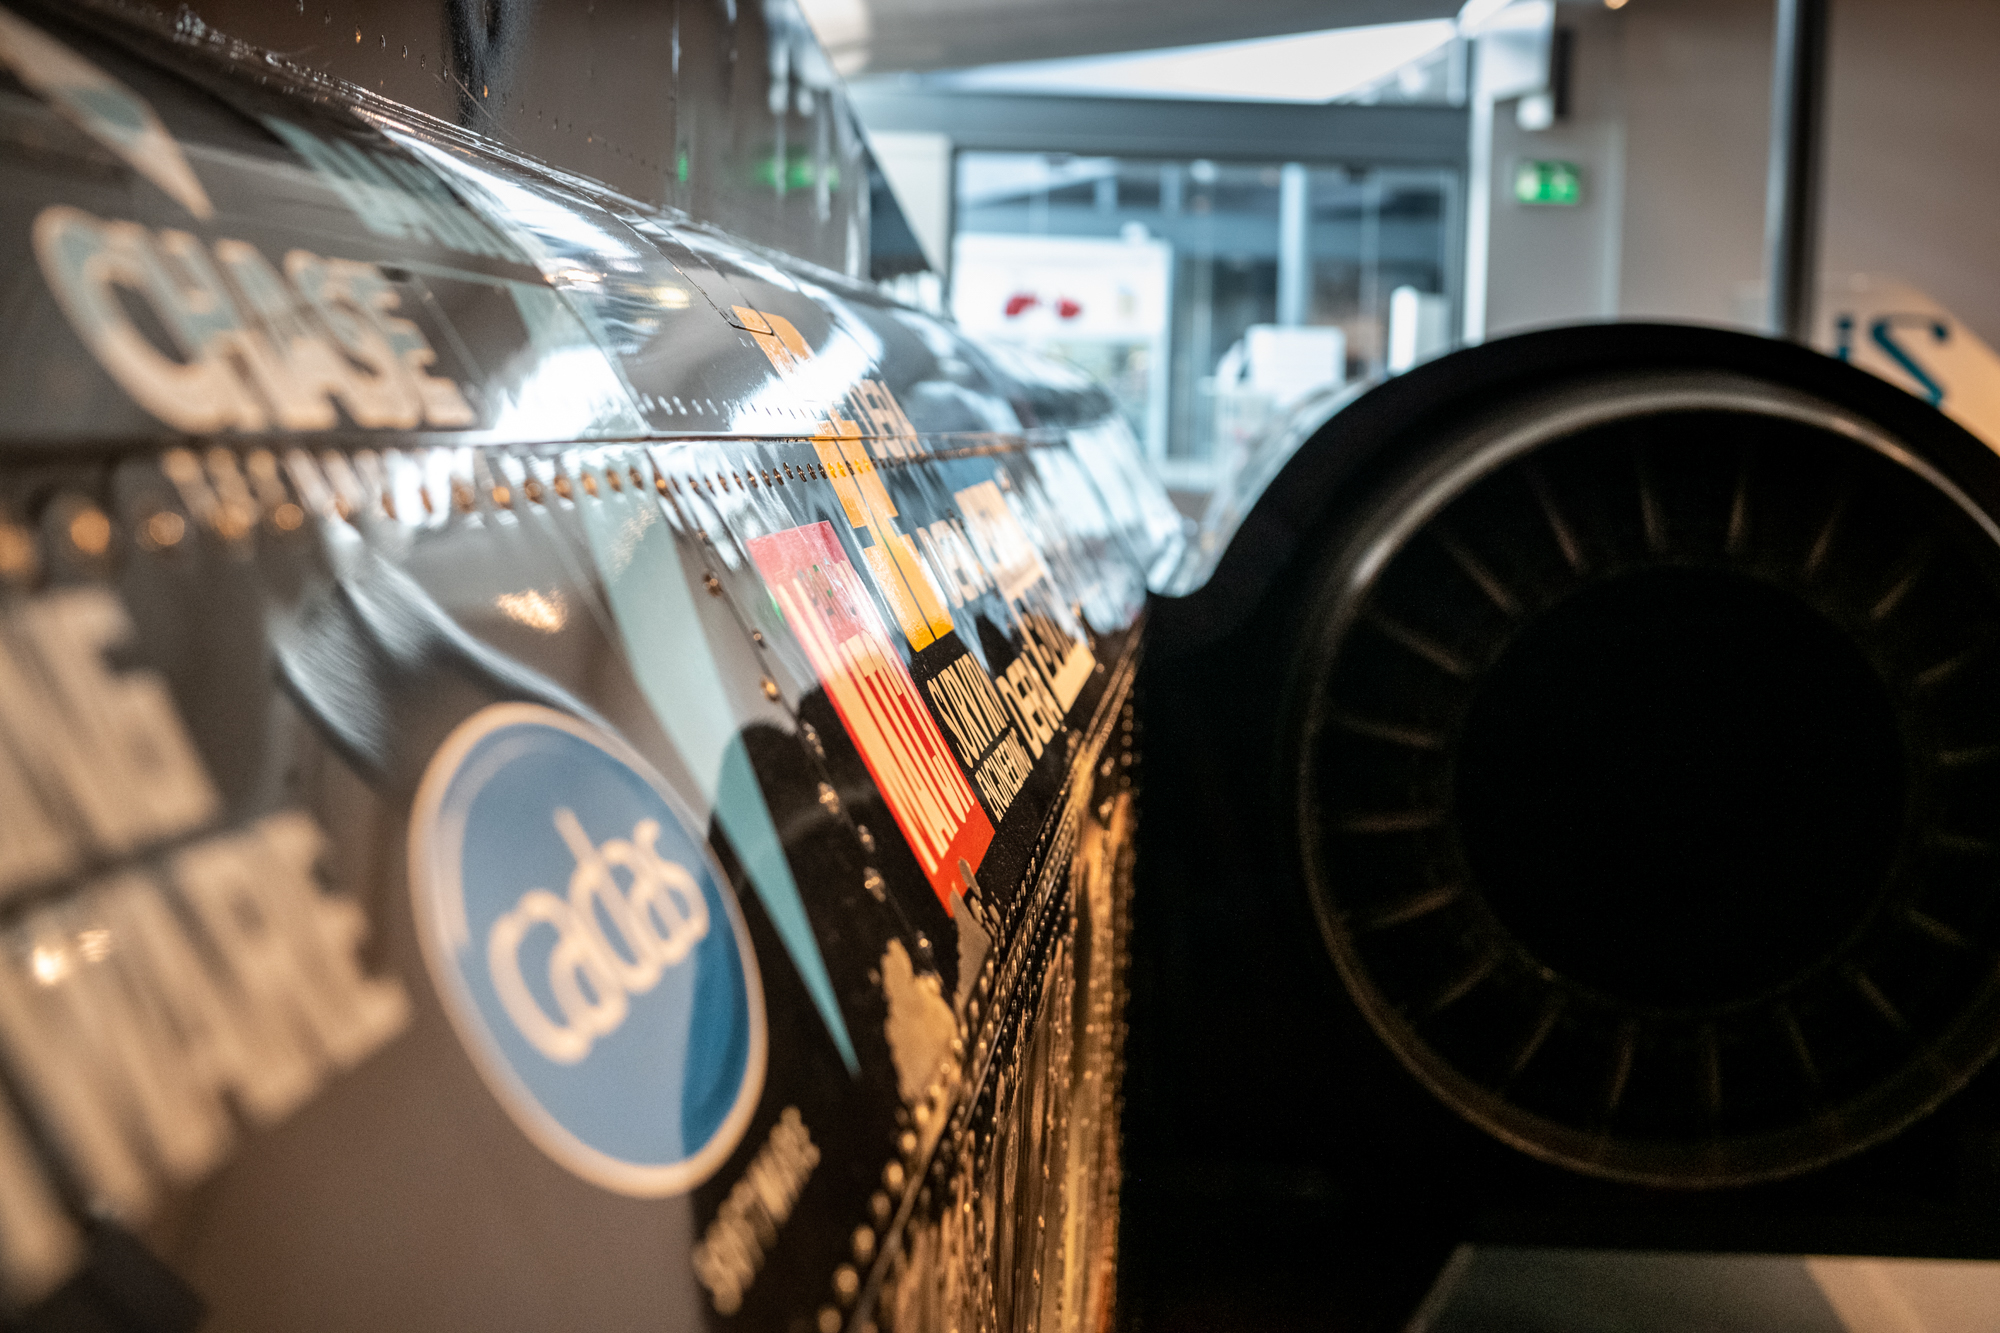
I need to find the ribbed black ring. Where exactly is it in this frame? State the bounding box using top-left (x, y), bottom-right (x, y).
top-left (1292, 384), bottom-right (2000, 1187)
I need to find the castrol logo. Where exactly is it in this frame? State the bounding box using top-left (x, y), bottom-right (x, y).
top-left (410, 704), bottom-right (764, 1197)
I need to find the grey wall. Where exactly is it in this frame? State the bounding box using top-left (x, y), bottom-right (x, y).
top-left (1613, 0), bottom-right (1772, 330)
top-left (1484, 4), bottom-right (1627, 337)
top-left (1820, 0), bottom-right (2000, 343)
top-left (1480, 0), bottom-right (2000, 344)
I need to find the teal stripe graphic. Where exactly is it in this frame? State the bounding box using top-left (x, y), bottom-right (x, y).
top-left (578, 467), bottom-right (858, 1074)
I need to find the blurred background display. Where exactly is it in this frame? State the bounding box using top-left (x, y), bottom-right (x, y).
top-left (951, 155), bottom-right (1454, 489)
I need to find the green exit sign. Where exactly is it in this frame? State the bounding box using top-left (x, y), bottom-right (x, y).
top-left (1514, 159), bottom-right (1582, 206)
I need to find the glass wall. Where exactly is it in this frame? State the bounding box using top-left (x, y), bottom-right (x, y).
top-left (952, 152), bottom-right (1458, 491)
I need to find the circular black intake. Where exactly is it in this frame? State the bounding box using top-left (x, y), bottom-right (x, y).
top-left (1287, 370), bottom-right (2000, 1188)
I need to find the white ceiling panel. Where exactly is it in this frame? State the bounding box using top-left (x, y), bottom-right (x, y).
top-left (801, 0), bottom-right (1463, 75)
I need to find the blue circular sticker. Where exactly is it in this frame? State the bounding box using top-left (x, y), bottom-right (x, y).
top-left (410, 704), bottom-right (765, 1196)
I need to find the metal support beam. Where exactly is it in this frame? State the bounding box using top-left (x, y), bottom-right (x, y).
top-left (847, 88), bottom-right (1468, 168)
top-left (1763, 0), bottom-right (1830, 341)
top-left (1277, 164), bottom-right (1310, 327)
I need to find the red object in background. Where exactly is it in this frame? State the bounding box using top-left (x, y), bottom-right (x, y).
top-left (1004, 292), bottom-right (1039, 318)
top-left (1055, 296), bottom-right (1083, 320)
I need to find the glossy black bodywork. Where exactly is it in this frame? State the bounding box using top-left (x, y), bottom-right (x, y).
top-left (0, 2), bottom-right (1177, 1328)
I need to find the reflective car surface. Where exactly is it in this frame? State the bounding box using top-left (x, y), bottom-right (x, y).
top-left (9, 3), bottom-right (2000, 1331)
top-left (0, 3), bottom-right (1178, 1328)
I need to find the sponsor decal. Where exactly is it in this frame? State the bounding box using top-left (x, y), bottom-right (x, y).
top-left (0, 587), bottom-right (408, 1303)
top-left (690, 1106), bottom-right (820, 1315)
top-left (911, 513), bottom-right (995, 610)
top-left (409, 704), bottom-right (765, 1196)
top-left (735, 309), bottom-right (1097, 838)
top-left (33, 206), bottom-right (477, 436)
top-left (0, 587), bottom-right (217, 877)
top-left (730, 307), bottom-right (1098, 824)
top-left (925, 651), bottom-right (1036, 822)
top-left (737, 307), bottom-right (958, 651)
top-left (922, 481), bottom-right (1097, 826)
top-left (956, 481), bottom-right (1049, 605)
top-left (954, 480), bottom-right (1096, 715)
top-left (578, 454), bottom-right (858, 1072)
top-left (0, 10), bottom-right (212, 218)
top-left (748, 523), bottom-right (995, 908)
top-left (262, 118), bottom-right (518, 261)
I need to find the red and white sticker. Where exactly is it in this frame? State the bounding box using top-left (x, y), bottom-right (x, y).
top-left (749, 522), bottom-right (994, 908)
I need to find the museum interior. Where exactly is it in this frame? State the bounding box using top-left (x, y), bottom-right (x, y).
top-left (0, 0), bottom-right (1998, 1330)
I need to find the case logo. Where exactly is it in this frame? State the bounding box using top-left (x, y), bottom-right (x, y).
top-left (410, 704), bottom-right (764, 1196)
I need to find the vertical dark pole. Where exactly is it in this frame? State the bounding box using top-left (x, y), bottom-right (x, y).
top-left (1763, 0), bottom-right (1830, 341)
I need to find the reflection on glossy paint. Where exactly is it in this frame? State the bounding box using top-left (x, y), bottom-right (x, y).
top-left (0, 2), bottom-right (1165, 1319)
top-left (265, 118), bottom-right (517, 261)
top-left (392, 137), bottom-right (640, 266)
top-left (0, 10), bottom-right (213, 220)
top-left (493, 589), bottom-right (567, 633)
top-left (733, 331), bottom-right (874, 430)
top-left (485, 337), bottom-right (641, 443)
top-left (28, 946), bottom-right (67, 988)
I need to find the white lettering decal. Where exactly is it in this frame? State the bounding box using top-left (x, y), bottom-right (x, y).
top-left (957, 480), bottom-right (1050, 604)
top-left (235, 812), bottom-right (413, 1070)
top-left (105, 867), bottom-right (320, 1128)
top-left (0, 1087), bottom-right (78, 1305)
top-left (211, 240), bottom-right (346, 431)
top-left (15, 588), bottom-right (219, 850)
top-left (917, 519), bottom-right (992, 608)
top-left (0, 589), bottom-right (410, 1298)
top-left (32, 208), bottom-right (252, 433)
top-left (0, 815), bottom-right (409, 1228)
top-left (952, 476), bottom-right (1098, 741)
top-left (0, 934), bottom-right (154, 1220)
top-left (0, 588), bottom-right (216, 876)
top-left (1001, 656), bottom-right (1059, 760)
top-left (286, 251), bottom-right (476, 429)
top-left (691, 1107), bottom-right (820, 1315)
top-left (33, 206), bottom-right (477, 434)
top-left (29, 877), bottom-right (234, 1188)
top-left (490, 811), bottom-right (710, 1064)
top-left (924, 652), bottom-right (1033, 819)
top-left (0, 723), bottom-right (73, 899)
top-left (174, 816), bottom-right (410, 1080)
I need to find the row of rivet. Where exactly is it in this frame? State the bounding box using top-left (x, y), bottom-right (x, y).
top-left (648, 442), bottom-right (964, 1333)
top-left (0, 446), bottom-right (317, 585)
top-left (821, 742), bottom-right (1055, 1328)
top-left (818, 506), bottom-right (1136, 1333)
top-left (652, 455), bottom-right (951, 1026)
top-left (1, 435), bottom-right (1086, 1333)
top-left (0, 438), bottom-right (1044, 572)
top-left (841, 682), bottom-right (1132, 1333)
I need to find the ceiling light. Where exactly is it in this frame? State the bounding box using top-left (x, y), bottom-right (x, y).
top-left (1457, 0), bottom-right (1516, 32)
